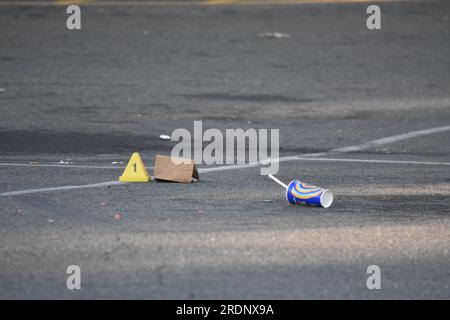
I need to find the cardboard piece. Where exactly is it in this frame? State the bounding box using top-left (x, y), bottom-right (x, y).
top-left (119, 152), bottom-right (150, 182)
top-left (153, 155), bottom-right (199, 183)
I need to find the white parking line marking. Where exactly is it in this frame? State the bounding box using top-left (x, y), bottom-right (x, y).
top-left (0, 153), bottom-right (330, 171)
top-left (0, 163), bottom-right (127, 169)
top-left (199, 162), bottom-right (260, 173)
top-left (332, 125), bottom-right (450, 153)
top-left (0, 181), bottom-right (122, 197)
top-left (283, 157), bottom-right (450, 166)
top-left (1, 125), bottom-right (449, 196)
top-left (2, 157), bottom-right (448, 197)
top-left (199, 152), bottom-right (325, 173)
top-left (198, 157), bottom-right (450, 173)
top-left (200, 125), bottom-right (450, 172)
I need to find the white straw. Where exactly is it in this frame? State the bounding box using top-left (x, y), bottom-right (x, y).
top-left (268, 174), bottom-right (288, 189)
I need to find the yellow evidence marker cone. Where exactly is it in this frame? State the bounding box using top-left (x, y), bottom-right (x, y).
top-left (119, 152), bottom-right (150, 182)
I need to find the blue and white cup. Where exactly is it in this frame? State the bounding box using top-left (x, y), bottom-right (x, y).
top-left (286, 180), bottom-right (333, 208)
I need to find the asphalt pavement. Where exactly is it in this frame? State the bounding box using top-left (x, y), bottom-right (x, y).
top-left (0, 0), bottom-right (449, 299)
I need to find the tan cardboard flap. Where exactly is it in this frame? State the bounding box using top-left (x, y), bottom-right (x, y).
top-left (153, 155), bottom-right (199, 183)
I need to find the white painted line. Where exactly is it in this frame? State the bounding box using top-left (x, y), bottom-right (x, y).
top-left (198, 152), bottom-right (329, 173)
top-left (0, 163), bottom-right (127, 169)
top-left (199, 162), bottom-right (260, 173)
top-left (199, 156), bottom-right (450, 173)
top-left (332, 125), bottom-right (450, 153)
top-left (0, 181), bottom-right (123, 197)
top-left (2, 157), bottom-right (447, 197)
top-left (284, 157), bottom-right (450, 166)
top-left (195, 125), bottom-right (450, 173)
top-left (1, 125), bottom-right (448, 196)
